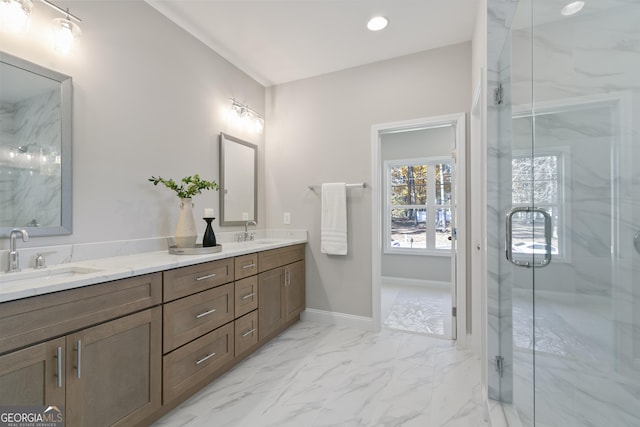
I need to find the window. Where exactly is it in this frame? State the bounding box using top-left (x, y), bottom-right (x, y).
top-left (385, 157), bottom-right (452, 254)
top-left (511, 148), bottom-right (569, 260)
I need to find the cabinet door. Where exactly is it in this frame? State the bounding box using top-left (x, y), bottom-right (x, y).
top-left (65, 307), bottom-right (161, 427)
top-left (258, 266), bottom-right (286, 341)
top-left (285, 260), bottom-right (305, 322)
top-left (0, 337), bottom-right (65, 406)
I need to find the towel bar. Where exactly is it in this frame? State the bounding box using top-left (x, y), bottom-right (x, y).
top-left (307, 183), bottom-right (367, 190)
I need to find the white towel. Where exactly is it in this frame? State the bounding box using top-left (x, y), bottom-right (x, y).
top-left (321, 183), bottom-right (348, 255)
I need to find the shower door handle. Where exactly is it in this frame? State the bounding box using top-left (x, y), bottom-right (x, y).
top-left (634, 231), bottom-right (640, 254)
top-left (506, 207), bottom-right (552, 268)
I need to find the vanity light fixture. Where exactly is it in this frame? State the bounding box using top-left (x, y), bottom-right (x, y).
top-left (367, 16), bottom-right (388, 31)
top-left (561, 1), bottom-right (585, 16)
top-left (0, 0), bottom-right (33, 33)
top-left (40, 0), bottom-right (82, 54)
top-left (228, 98), bottom-right (264, 134)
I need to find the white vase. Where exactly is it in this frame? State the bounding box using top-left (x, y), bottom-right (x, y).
top-left (175, 198), bottom-right (197, 248)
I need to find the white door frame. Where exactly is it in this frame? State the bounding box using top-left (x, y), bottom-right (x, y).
top-left (371, 112), bottom-right (467, 345)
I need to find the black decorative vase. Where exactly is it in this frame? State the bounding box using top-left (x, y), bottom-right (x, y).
top-left (202, 217), bottom-right (217, 247)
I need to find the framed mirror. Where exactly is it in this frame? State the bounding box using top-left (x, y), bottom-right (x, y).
top-left (0, 52), bottom-right (72, 237)
top-left (219, 133), bottom-right (257, 226)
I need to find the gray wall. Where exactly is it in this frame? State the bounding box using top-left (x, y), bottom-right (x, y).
top-left (0, 1), bottom-right (265, 249)
top-left (265, 43), bottom-right (471, 318)
top-left (381, 126), bottom-right (454, 283)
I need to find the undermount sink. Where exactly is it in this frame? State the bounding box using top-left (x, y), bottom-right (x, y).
top-left (252, 239), bottom-right (284, 245)
top-left (0, 266), bottom-right (103, 284)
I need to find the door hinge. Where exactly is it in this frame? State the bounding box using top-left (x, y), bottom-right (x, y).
top-left (452, 307), bottom-right (457, 317)
top-left (494, 83), bottom-right (503, 105)
top-left (495, 355), bottom-right (504, 378)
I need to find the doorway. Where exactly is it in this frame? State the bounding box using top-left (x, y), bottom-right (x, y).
top-left (371, 113), bottom-right (466, 342)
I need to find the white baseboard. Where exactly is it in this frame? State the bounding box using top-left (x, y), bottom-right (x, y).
top-left (381, 276), bottom-right (450, 289)
top-left (301, 308), bottom-right (373, 331)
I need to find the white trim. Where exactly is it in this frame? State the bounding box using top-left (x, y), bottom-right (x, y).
top-left (300, 308), bottom-right (373, 331)
top-left (382, 276), bottom-right (450, 289)
top-left (371, 112), bottom-right (467, 343)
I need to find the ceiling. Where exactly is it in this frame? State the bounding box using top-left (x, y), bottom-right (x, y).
top-left (146, 0), bottom-right (479, 87)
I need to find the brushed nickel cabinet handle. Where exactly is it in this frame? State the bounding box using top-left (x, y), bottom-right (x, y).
top-left (196, 352), bottom-right (216, 365)
top-left (241, 263), bottom-right (256, 269)
top-left (242, 328), bottom-right (256, 338)
top-left (241, 292), bottom-right (255, 300)
top-left (55, 346), bottom-right (63, 388)
top-left (196, 273), bottom-right (217, 281)
top-left (196, 308), bottom-right (217, 319)
top-left (75, 340), bottom-right (82, 379)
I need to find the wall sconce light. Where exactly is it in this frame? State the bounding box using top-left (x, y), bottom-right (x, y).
top-left (40, 0), bottom-right (81, 54)
top-left (0, 0), bottom-right (33, 33)
top-left (228, 98), bottom-right (264, 133)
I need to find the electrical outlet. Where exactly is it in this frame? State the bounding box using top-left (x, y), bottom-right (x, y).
top-left (283, 212), bottom-right (291, 225)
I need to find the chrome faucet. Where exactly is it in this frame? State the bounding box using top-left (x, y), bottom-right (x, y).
top-left (7, 228), bottom-right (29, 273)
top-left (244, 220), bottom-right (257, 242)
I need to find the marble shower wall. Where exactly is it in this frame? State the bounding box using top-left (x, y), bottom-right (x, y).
top-left (0, 90), bottom-right (61, 228)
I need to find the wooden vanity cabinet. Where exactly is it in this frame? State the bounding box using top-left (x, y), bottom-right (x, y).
top-left (0, 273), bottom-right (163, 427)
top-left (258, 245), bottom-right (305, 341)
top-left (1, 244), bottom-right (305, 427)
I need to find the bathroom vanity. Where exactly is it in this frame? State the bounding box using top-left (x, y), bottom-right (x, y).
top-left (0, 240), bottom-right (305, 427)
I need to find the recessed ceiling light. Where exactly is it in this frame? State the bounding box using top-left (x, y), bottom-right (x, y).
top-left (367, 16), bottom-right (388, 31)
top-left (561, 1), bottom-right (585, 16)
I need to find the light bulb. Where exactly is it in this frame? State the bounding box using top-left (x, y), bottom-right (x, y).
top-left (0, 0), bottom-right (32, 33)
top-left (255, 117), bottom-right (264, 134)
top-left (53, 18), bottom-right (81, 55)
top-left (367, 16), bottom-right (388, 32)
top-left (561, 1), bottom-right (585, 16)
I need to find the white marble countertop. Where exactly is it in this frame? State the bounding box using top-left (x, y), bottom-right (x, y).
top-left (0, 233), bottom-right (307, 303)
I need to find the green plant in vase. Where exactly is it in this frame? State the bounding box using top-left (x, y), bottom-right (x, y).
top-left (149, 174), bottom-right (219, 248)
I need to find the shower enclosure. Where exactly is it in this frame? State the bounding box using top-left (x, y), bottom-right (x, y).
top-left (487, 0), bottom-right (640, 425)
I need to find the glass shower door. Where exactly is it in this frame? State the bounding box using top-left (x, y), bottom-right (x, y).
top-left (502, 0), bottom-right (640, 426)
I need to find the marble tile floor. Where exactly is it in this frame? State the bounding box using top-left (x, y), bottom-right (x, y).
top-left (154, 321), bottom-right (487, 427)
top-left (382, 284), bottom-right (452, 338)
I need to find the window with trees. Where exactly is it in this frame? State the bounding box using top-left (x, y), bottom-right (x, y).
top-left (511, 149), bottom-right (568, 259)
top-left (385, 158), bottom-right (452, 254)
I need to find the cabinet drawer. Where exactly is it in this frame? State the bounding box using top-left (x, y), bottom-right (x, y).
top-left (258, 244), bottom-right (305, 272)
top-left (0, 273), bottom-right (162, 355)
top-left (163, 283), bottom-right (234, 353)
top-left (234, 276), bottom-right (258, 318)
top-left (163, 258), bottom-right (234, 302)
top-left (163, 322), bottom-right (234, 403)
top-left (234, 253), bottom-right (258, 279)
top-left (234, 310), bottom-right (258, 357)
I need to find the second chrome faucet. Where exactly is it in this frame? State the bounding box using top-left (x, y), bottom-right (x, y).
top-left (7, 228), bottom-right (29, 273)
top-left (243, 220), bottom-right (257, 242)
